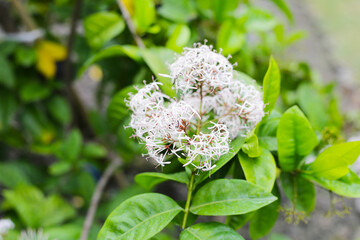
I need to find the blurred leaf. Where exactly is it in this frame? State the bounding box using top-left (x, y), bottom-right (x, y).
top-left (259, 136), bottom-right (277, 151)
top-left (195, 136), bottom-right (245, 184)
top-left (134, 0), bottom-right (156, 33)
top-left (257, 110), bottom-right (281, 137)
top-left (196, 0), bottom-right (239, 22)
top-left (158, 0), bottom-right (197, 22)
top-left (78, 45), bottom-right (141, 77)
top-left (15, 46), bottom-right (37, 67)
top-left (83, 142), bottom-right (107, 159)
top-left (190, 179), bottom-right (277, 215)
top-left (97, 193), bottom-right (182, 239)
top-left (45, 223), bottom-right (81, 240)
top-left (180, 222), bottom-right (244, 240)
top-left (270, 0), bottom-right (293, 22)
top-left (297, 83), bottom-right (328, 130)
top-left (280, 173), bottom-right (315, 213)
top-left (217, 20), bottom-right (245, 55)
top-left (0, 91), bottom-right (17, 130)
top-left (0, 41), bottom-right (18, 56)
top-left (3, 185), bottom-right (75, 228)
top-left (166, 24), bottom-right (191, 52)
top-left (239, 149), bottom-right (276, 192)
top-left (303, 141), bottom-right (360, 180)
top-left (141, 47), bottom-right (176, 97)
top-left (242, 131), bottom-right (261, 158)
top-left (107, 84), bottom-right (141, 130)
top-left (302, 170), bottom-right (360, 198)
top-left (57, 129), bottom-right (83, 162)
top-left (20, 81), bottom-right (51, 102)
top-left (0, 163), bottom-right (30, 188)
top-left (263, 57), bottom-right (281, 114)
top-left (47, 96), bottom-right (71, 125)
top-left (277, 106), bottom-right (318, 171)
top-left (135, 172), bottom-right (189, 191)
top-left (0, 55), bottom-right (15, 88)
top-left (84, 12), bottom-right (125, 49)
top-left (249, 184), bottom-right (281, 240)
top-left (245, 8), bottom-right (278, 32)
top-left (49, 161), bottom-right (72, 175)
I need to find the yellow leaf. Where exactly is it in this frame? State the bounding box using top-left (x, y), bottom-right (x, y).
top-left (38, 40), bottom-right (67, 61)
top-left (122, 0), bottom-right (134, 16)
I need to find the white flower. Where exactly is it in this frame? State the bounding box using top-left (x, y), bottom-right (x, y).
top-left (127, 42), bottom-right (265, 170)
top-left (0, 219), bottom-right (14, 239)
top-left (18, 229), bottom-right (51, 240)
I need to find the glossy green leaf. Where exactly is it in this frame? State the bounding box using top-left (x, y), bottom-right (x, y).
top-left (97, 193), bottom-right (182, 240)
top-left (195, 136), bottom-right (245, 184)
top-left (263, 57), bottom-right (281, 114)
top-left (259, 136), bottom-right (277, 151)
top-left (158, 0), bottom-right (197, 23)
top-left (190, 179), bottom-right (277, 216)
top-left (297, 83), bottom-right (328, 130)
top-left (239, 149), bottom-right (276, 192)
top-left (257, 110), bottom-right (281, 137)
top-left (277, 106), bottom-right (318, 171)
top-left (0, 55), bottom-right (15, 88)
top-left (217, 20), bottom-right (245, 55)
top-left (47, 96), bottom-right (71, 125)
top-left (280, 173), bottom-right (315, 213)
top-left (84, 12), bottom-right (125, 49)
top-left (166, 24), bottom-right (191, 52)
top-left (78, 45), bottom-right (141, 77)
top-left (134, 0), bottom-right (156, 33)
top-left (242, 131), bottom-right (261, 158)
top-left (304, 141), bottom-right (360, 180)
top-left (180, 222), bottom-right (244, 240)
top-left (270, 0), bottom-right (293, 22)
top-left (141, 47), bottom-right (176, 97)
top-left (249, 184), bottom-right (281, 240)
top-left (135, 172), bottom-right (189, 191)
top-left (302, 171), bottom-right (360, 198)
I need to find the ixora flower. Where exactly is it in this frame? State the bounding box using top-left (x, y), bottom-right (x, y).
top-left (127, 43), bottom-right (265, 171)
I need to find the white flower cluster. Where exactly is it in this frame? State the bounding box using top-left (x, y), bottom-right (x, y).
top-left (19, 229), bottom-right (50, 240)
top-left (127, 43), bottom-right (265, 171)
top-left (0, 219), bottom-right (14, 239)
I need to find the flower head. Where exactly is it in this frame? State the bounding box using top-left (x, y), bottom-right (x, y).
top-left (127, 42), bottom-right (265, 171)
top-left (0, 219), bottom-right (14, 239)
top-left (18, 229), bottom-right (51, 240)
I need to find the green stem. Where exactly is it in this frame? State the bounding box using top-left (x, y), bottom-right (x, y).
top-left (182, 171), bottom-right (196, 229)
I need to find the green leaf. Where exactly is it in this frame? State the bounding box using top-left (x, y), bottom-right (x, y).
top-left (158, 0), bottom-right (197, 23)
top-left (238, 149), bottom-right (276, 192)
top-left (84, 12), bottom-right (125, 49)
top-left (280, 173), bottom-right (315, 213)
top-left (217, 20), bottom-right (245, 55)
top-left (78, 45), bottom-right (141, 77)
top-left (195, 136), bottom-right (245, 184)
top-left (141, 47), bottom-right (176, 97)
top-left (135, 172), bottom-right (189, 191)
top-left (20, 81), bottom-right (51, 102)
top-left (196, 0), bottom-right (239, 22)
top-left (297, 83), bottom-right (328, 130)
top-left (3, 185), bottom-right (75, 228)
top-left (180, 222), bottom-right (244, 240)
top-left (245, 8), bottom-right (278, 32)
top-left (257, 110), bottom-right (281, 137)
top-left (134, 0), bottom-right (156, 33)
top-left (302, 171), bottom-right (360, 198)
top-left (270, 0), bottom-right (293, 22)
top-left (83, 142), bottom-right (107, 159)
top-left (15, 46), bottom-right (37, 67)
top-left (190, 179), bottom-right (277, 216)
top-left (249, 184), bottom-right (281, 240)
top-left (47, 96), bottom-right (71, 125)
top-left (107, 84), bottom-right (141, 129)
top-left (0, 91), bottom-right (18, 130)
top-left (0, 55), bottom-right (15, 88)
top-left (227, 213), bottom-right (253, 230)
top-left (277, 106), bottom-right (318, 171)
top-left (97, 193), bottom-right (182, 240)
top-left (242, 131), bottom-right (261, 158)
top-left (166, 24), bottom-right (191, 52)
top-left (49, 161), bottom-right (72, 175)
top-left (304, 141), bottom-right (360, 180)
top-left (0, 163), bottom-right (30, 188)
top-left (263, 57), bottom-right (281, 114)
top-left (259, 136), bottom-right (277, 151)
top-left (57, 129), bottom-right (83, 161)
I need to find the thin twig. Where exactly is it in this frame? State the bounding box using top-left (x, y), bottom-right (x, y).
top-left (10, 0), bottom-right (36, 31)
top-left (116, 0), bottom-right (145, 48)
top-left (80, 155), bottom-right (122, 240)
